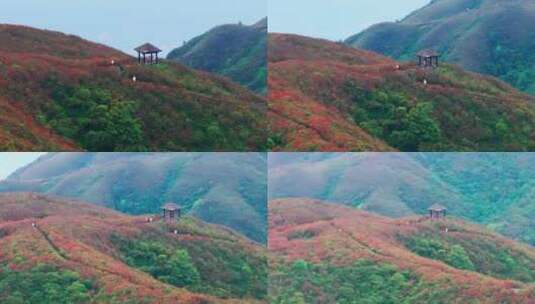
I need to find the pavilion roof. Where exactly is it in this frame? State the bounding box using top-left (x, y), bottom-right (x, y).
top-left (417, 49), bottom-right (440, 57)
top-left (135, 43), bottom-right (162, 53)
top-left (162, 203), bottom-right (181, 211)
top-left (428, 203), bottom-right (447, 211)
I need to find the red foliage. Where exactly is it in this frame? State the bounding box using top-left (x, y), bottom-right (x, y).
top-left (269, 198), bottom-right (535, 302)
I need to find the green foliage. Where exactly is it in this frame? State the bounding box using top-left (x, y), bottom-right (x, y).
top-left (42, 81), bottom-right (145, 151)
top-left (168, 20), bottom-right (267, 94)
top-left (0, 264), bottom-right (95, 304)
top-left (486, 30), bottom-right (535, 94)
top-left (111, 235), bottom-right (200, 288)
top-left (270, 259), bottom-right (456, 304)
top-left (404, 237), bottom-right (475, 271)
top-left (111, 232), bottom-right (267, 299)
top-left (344, 81), bottom-right (441, 151)
top-left (414, 154), bottom-right (535, 243)
top-left (267, 133), bottom-right (287, 150)
top-left (402, 232), bottom-right (535, 282)
top-left (288, 229), bottom-right (317, 240)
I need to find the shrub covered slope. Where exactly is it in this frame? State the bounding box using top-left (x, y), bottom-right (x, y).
top-left (0, 24), bottom-right (267, 151)
top-left (269, 198), bottom-right (535, 304)
top-left (0, 193), bottom-right (268, 303)
top-left (269, 33), bottom-right (535, 151)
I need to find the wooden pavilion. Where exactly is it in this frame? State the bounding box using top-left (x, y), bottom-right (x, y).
top-left (428, 204), bottom-right (447, 220)
top-left (417, 49), bottom-right (440, 68)
top-left (162, 203), bottom-right (182, 222)
top-left (135, 43), bottom-right (162, 65)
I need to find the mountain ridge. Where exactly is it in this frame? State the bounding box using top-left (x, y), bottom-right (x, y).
top-left (347, 0), bottom-right (535, 94)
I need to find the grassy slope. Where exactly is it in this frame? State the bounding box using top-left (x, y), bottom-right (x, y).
top-left (347, 0), bottom-right (535, 94)
top-left (0, 153), bottom-right (268, 244)
top-left (0, 193), bottom-right (267, 303)
top-left (269, 33), bottom-right (535, 151)
top-left (0, 24), bottom-right (267, 151)
top-left (269, 198), bottom-right (535, 303)
top-left (168, 19), bottom-right (267, 95)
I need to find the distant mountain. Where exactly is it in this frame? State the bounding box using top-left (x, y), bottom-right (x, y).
top-left (168, 18), bottom-right (267, 94)
top-left (269, 198), bottom-right (535, 303)
top-left (268, 33), bottom-right (535, 151)
top-left (0, 24), bottom-right (267, 151)
top-left (0, 153), bottom-right (267, 243)
top-left (347, 0), bottom-right (535, 94)
top-left (0, 193), bottom-right (267, 303)
top-left (268, 153), bottom-right (535, 245)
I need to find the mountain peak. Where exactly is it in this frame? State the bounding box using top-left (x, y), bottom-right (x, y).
top-left (253, 17), bottom-right (268, 30)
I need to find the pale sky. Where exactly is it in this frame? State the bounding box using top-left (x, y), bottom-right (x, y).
top-left (1, 0), bottom-right (266, 56)
top-left (0, 153), bottom-right (45, 180)
top-left (269, 0), bottom-right (430, 41)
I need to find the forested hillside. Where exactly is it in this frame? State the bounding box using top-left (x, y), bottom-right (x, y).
top-left (168, 18), bottom-right (267, 94)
